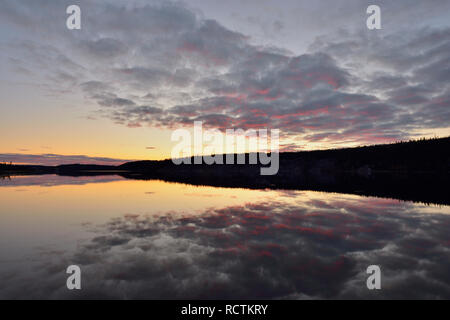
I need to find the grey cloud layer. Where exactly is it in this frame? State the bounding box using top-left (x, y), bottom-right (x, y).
top-left (1, 0), bottom-right (449, 145)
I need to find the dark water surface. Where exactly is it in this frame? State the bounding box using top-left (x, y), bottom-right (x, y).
top-left (1, 175), bottom-right (449, 299)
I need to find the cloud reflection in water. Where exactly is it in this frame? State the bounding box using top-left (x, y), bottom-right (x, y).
top-left (2, 191), bottom-right (450, 299)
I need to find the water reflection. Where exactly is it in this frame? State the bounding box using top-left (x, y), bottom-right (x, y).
top-left (0, 178), bottom-right (450, 299)
top-left (0, 174), bottom-right (124, 187)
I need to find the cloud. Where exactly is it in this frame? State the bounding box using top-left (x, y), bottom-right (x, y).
top-left (0, 153), bottom-right (133, 166)
top-left (1, 0), bottom-right (449, 148)
top-left (79, 38), bottom-right (128, 59)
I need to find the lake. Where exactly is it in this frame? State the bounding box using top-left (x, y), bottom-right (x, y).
top-left (1, 175), bottom-right (449, 299)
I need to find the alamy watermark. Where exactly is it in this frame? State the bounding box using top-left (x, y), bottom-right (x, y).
top-left (66, 265), bottom-right (81, 290)
top-left (66, 5), bottom-right (81, 30)
top-left (366, 5), bottom-right (381, 30)
top-left (366, 265), bottom-right (381, 290)
top-left (66, 4), bottom-right (380, 31)
top-left (171, 121), bottom-right (280, 175)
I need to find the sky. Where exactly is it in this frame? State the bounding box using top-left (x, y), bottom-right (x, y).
top-left (0, 0), bottom-right (449, 164)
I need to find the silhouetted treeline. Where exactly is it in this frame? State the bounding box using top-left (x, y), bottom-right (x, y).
top-left (119, 136), bottom-right (450, 175)
top-left (1, 136), bottom-right (449, 204)
top-left (279, 136), bottom-right (449, 173)
top-left (117, 136), bottom-right (450, 204)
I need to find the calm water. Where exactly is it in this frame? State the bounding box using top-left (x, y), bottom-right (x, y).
top-left (1, 175), bottom-right (450, 299)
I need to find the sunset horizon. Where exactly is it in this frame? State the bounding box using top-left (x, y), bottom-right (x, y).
top-left (1, 134), bottom-right (449, 166)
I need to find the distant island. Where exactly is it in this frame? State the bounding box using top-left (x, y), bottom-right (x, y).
top-left (1, 137), bottom-right (449, 205)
